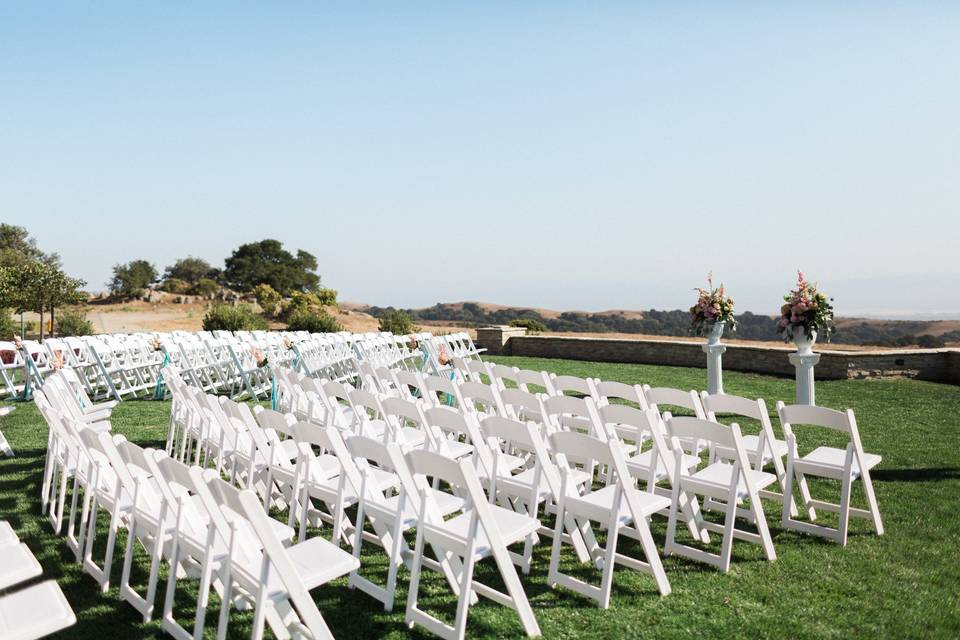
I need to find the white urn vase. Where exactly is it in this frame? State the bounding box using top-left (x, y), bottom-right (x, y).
top-left (706, 321), bottom-right (726, 346)
top-left (793, 328), bottom-right (818, 355)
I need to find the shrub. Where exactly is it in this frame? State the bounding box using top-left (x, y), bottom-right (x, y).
top-left (0, 308), bottom-right (16, 339)
top-left (378, 309), bottom-right (417, 335)
top-left (509, 318), bottom-right (548, 333)
top-left (280, 291), bottom-right (320, 320)
top-left (201, 304), bottom-right (269, 332)
top-left (286, 308), bottom-right (342, 333)
top-left (916, 334), bottom-right (945, 349)
top-left (315, 287), bottom-right (338, 307)
top-left (254, 283), bottom-right (282, 316)
top-left (158, 277), bottom-right (191, 294)
top-left (56, 308), bottom-right (94, 336)
top-left (191, 278), bottom-right (220, 298)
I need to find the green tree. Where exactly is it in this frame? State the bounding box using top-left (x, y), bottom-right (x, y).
top-left (378, 309), bottom-right (417, 335)
top-left (223, 239), bottom-right (320, 295)
top-left (0, 223), bottom-right (60, 269)
top-left (0, 262), bottom-right (86, 340)
top-left (0, 308), bottom-right (16, 339)
top-left (163, 256), bottom-right (219, 284)
top-left (108, 260), bottom-right (157, 299)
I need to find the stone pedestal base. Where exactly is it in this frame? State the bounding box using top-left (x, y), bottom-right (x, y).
top-left (789, 352), bottom-right (821, 405)
top-left (702, 343), bottom-right (727, 395)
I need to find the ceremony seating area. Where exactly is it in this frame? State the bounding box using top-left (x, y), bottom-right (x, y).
top-left (3, 328), bottom-right (910, 639)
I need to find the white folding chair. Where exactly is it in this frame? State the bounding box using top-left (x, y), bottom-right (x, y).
top-left (547, 431), bottom-right (672, 607)
top-left (664, 416), bottom-right (777, 572)
top-left (193, 468), bottom-right (358, 640)
top-left (344, 434), bottom-right (464, 612)
top-left (702, 392), bottom-right (795, 515)
top-left (777, 403), bottom-right (884, 545)
top-left (405, 449), bottom-right (542, 639)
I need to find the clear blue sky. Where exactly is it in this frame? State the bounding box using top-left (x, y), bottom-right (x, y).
top-left (2, 3), bottom-right (958, 317)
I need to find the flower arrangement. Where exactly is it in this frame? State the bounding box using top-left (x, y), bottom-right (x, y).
top-left (437, 344), bottom-right (452, 366)
top-left (252, 347), bottom-right (269, 368)
top-left (283, 337), bottom-right (294, 351)
top-left (690, 273), bottom-right (737, 336)
top-left (149, 337), bottom-right (163, 352)
top-left (776, 270), bottom-right (834, 342)
top-left (52, 350), bottom-right (64, 370)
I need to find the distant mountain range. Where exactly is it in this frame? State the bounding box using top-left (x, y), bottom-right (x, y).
top-left (346, 301), bottom-right (960, 348)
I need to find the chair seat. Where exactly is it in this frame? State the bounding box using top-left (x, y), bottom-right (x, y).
top-left (285, 536), bottom-right (361, 593)
top-left (436, 506), bottom-right (540, 559)
top-left (439, 440), bottom-right (473, 460)
top-left (0, 580), bottom-right (76, 640)
top-left (399, 427), bottom-right (427, 448)
top-left (476, 453), bottom-right (527, 479)
top-left (498, 466), bottom-right (591, 498)
top-left (566, 485), bottom-right (671, 524)
top-left (0, 543), bottom-right (42, 591)
top-left (686, 462), bottom-right (777, 501)
top-left (799, 446), bottom-right (881, 479)
top-left (626, 448), bottom-right (700, 480)
top-left (383, 488), bottom-right (466, 526)
top-left (713, 435), bottom-right (788, 465)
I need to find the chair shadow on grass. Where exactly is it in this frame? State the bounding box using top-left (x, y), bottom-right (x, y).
top-left (870, 467), bottom-right (960, 482)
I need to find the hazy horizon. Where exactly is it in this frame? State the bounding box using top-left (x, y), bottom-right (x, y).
top-left (3, 4), bottom-right (958, 320)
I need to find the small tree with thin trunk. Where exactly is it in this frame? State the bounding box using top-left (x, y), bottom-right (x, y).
top-left (0, 262), bottom-right (86, 340)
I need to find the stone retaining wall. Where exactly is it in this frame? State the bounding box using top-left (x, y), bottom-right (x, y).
top-left (475, 326), bottom-right (960, 384)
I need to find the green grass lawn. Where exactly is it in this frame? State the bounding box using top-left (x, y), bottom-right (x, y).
top-left (1, 356), bottom-right (958, 639)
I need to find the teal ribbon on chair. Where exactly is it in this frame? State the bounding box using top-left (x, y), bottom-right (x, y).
top-left (271, 373), bottom-right (278, 410)
top-left (153, 353), bottom-right (170, 400)
top-left (445, 368), bottom-right (456, 406)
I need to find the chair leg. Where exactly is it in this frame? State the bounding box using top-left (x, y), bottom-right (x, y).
top-left (635, 518), bottom-right (671, 596)
top-left (547, 497), bottom-right (567, 586)
top-left (598, 520), bottom-right (619, 609)
top-left (718, 493), bottom-right (737, 574)
top-left (404, 522), bottom-right (427, 629)
top-left (749, 494), bottom-right (776, 561)
top-left (860, 469), bottom-right (884, 536)
top-left (452, 546), bottom-right (477, 640)
top-left (838, 471), bottom-right (853, 546)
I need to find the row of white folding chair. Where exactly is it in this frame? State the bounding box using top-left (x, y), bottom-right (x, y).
top-left (126, 438), bottom-right (352, 640)
top-left (270, 416), bottom-right (544, 638)
top-left (34, 385), bottom-right (337, 640)
top-left (285, 373), bottom-right (684, 608)
top-left (18, 328), bottom-right (423, 403)
top-left (368, 371), bottom-right (791, 575)
top-left (457, 362), bottom-right (797, 508)
top-left (0, 519), bottom-right (76, 640)
top-left (178, 366), bottom-right (882, 627)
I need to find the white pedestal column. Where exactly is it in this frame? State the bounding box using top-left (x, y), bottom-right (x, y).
top-left (702, 343), bottom-right (727, 395)
top-left (789, 352), bottom-right (820, 405)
